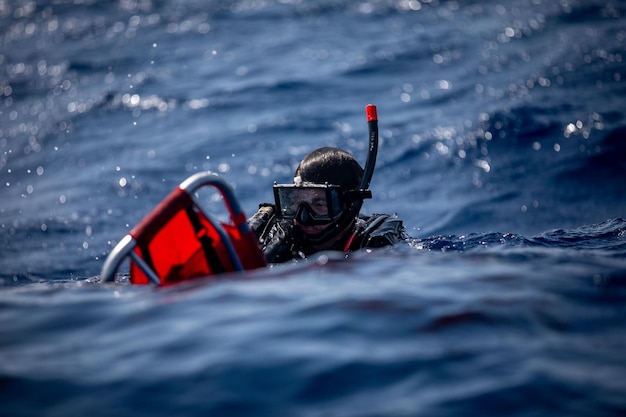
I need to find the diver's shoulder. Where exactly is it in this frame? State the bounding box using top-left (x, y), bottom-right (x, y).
top-left (352, 213), bottom-right (406, 249)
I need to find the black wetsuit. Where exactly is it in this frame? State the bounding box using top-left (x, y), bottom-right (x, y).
top-left (248, 204), bottom-right (406, 263)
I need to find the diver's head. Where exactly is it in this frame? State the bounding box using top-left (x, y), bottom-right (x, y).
top-left (273, 147), bottom-right (372, 247)
top-left (294, 147), bottom-right (363, 191)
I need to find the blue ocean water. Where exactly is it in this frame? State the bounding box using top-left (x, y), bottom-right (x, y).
top-left (1, 0), bottom-right (626, 416)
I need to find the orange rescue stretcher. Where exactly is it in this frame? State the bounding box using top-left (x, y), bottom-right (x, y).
top-left (100, 171), bottom-right (267, 285)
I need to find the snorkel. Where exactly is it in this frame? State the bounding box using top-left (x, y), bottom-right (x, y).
top-left (358, 104), bottom-right (379, 209)
top-left (298, 104), bottom-right (379, 247)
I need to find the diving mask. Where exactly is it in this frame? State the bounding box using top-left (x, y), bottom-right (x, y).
top-left (273, 183), bottom-right (371, 226)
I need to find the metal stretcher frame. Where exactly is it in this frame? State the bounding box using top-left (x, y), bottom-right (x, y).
top-left (100, 171), bottom-right (266, 285)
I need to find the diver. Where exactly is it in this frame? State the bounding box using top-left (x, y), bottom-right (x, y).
top-left (248, 105), bottom-right (406, 263)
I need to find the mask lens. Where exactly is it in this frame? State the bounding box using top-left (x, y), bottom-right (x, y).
top-left (274, 185), bottom-right (343, 223)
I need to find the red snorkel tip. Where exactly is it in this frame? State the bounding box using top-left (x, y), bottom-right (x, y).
top-left (366, 104), bottom-right (378, 121)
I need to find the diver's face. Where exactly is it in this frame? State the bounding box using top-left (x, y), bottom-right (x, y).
top-left (292, 189), bottom-right (333, 235)
top-left (296, 213), bottom-right (355, 251)
top-left (292, 188), bottom-right (330, 216)
top-left (296, 221), bottom-right (332, 236)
